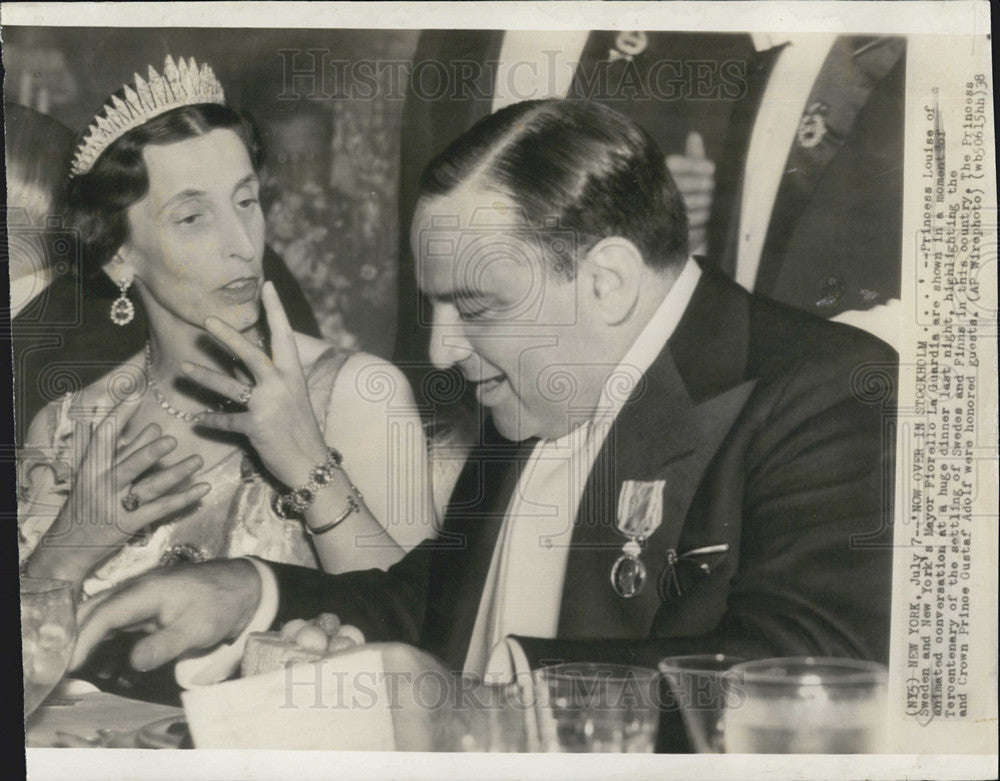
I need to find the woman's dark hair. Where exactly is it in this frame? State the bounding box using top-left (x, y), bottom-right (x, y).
top-left (66, 101), bottom-right (263, 278)
top-left (419, 99), bottom-right (688, 275)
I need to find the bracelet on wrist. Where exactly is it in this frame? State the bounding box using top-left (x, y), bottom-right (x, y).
top-left (272, 447), bottom-right (344, 519)
top-left (305, 485), bottom-right (364, 537)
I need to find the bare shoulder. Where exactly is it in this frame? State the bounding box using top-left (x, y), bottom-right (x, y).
top-left (289, 333), bottom-right (417, 410)
top-left (331, 351), bottom-right (417, 411)
top-left (292, 332), bottom-right (339, 369)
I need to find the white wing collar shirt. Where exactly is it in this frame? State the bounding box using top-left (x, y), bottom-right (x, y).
top-left (467, 257), bottom-right (703, 680)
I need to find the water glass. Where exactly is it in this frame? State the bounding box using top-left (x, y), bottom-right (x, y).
top-left (724, 657), bottom-right (888, 753)
top-left (433, 679), bottom-right (534, 752)
top-left (532, 663), bottom-right (659, 753)
top-left (21, 578), bottom-right (76, 717)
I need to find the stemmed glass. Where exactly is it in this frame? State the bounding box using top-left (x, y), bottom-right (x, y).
top-left (21, 578), bottom-right (77, 718)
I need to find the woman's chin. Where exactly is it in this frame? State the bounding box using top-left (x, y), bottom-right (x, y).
top-left (210, 301), bottom-right (261, 333)
top-left (236, 308), bottom-right (262, 332)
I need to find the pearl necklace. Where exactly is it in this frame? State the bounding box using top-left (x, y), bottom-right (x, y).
top-left (144, 342), bottom-right (212, 423)
top-left (143, 336), bottom-right (267, 423)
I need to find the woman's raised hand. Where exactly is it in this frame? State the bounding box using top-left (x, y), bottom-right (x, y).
top-left (182, 281), bottom-right (330, 488)
top-left (25, 402), bottom-right (211, 589)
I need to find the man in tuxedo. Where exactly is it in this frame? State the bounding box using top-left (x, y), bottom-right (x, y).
top-left (72, 100), bottom-right (895, 722)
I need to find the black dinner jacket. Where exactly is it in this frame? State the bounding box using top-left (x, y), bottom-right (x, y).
top-left (707, 36), bottom-right (906, 318)
top-left (271, 267), bottom-right (896, 674)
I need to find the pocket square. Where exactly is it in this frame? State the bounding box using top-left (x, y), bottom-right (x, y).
top-left (658, 544), bottom-right (730, 601)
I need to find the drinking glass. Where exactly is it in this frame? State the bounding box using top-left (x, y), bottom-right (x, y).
top-left (723, 657), bottom-right (888, 753)
top-left (21, 578), bottom-right (76, 717)
top-left (658, 654), bottom-right (745, 753)
top-left (532, 663), bottom-right (659, 753)
top-left (433, 679), bottom-right (534, 752)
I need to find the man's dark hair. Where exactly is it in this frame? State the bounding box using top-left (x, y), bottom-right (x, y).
top-left (66, 102), bottom-right (263, 278)
top-left (419, 99), bottom-right (688, 275)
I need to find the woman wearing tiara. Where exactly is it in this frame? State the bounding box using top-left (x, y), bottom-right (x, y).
top-left (18, 56), bottom-right (436, 602)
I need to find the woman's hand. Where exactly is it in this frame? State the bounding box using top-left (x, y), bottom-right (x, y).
top-left (182, 281), bottom-right (329, 488)
top-left (25, 405), bottom-right (211, 589)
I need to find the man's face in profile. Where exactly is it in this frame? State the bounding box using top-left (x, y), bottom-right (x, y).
top-left (413, 186), bottom-right (600, 441)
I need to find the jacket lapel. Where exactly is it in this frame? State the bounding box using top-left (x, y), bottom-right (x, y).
top-left (557, 270), bottom-right (758, 639)
top-left (754, 36), bottom-right (906, 294)
top-left (420, 424), bottom-right (535, 669)
top-left (707, 44), bottom-right (786, 277)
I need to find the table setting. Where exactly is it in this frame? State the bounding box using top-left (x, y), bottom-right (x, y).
top-left (23, 577), bottom-right (889, 754)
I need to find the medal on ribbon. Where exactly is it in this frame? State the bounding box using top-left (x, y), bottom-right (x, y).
top-left (610, 479), bottom-right (664, 598)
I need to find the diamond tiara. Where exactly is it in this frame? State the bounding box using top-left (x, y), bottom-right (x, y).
top-left (69, 55), bottom-right (226, 178)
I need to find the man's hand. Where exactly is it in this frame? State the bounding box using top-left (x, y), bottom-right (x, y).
top-left (71, 559), bottom-right (262, 673)
top-left (667, 131), bottom-right (715, 255)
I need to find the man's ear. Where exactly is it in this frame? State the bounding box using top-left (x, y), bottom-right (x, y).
top-left (581, 237), bottom-right (645, 326)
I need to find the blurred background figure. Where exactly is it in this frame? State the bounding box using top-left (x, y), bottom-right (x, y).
top-left (706, 34), bottom-right (905, 343)
top-left (4, 102), bottom-right (75, 319)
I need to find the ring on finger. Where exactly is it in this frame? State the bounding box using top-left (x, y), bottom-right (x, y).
top-left (237, 383), bottom-right (254, 406)
top-left (121, 491), bottom-right (141, 512)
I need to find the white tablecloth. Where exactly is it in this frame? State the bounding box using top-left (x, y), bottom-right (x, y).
top-left (26, 681), bottom-right (184, 748)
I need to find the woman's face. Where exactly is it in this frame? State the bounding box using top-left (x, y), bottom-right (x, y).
top-left (123, 128), bottom-right (265, 332)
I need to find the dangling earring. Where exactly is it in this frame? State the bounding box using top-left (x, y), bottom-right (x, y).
top-left (110, 275), bottom-right (135, 325)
